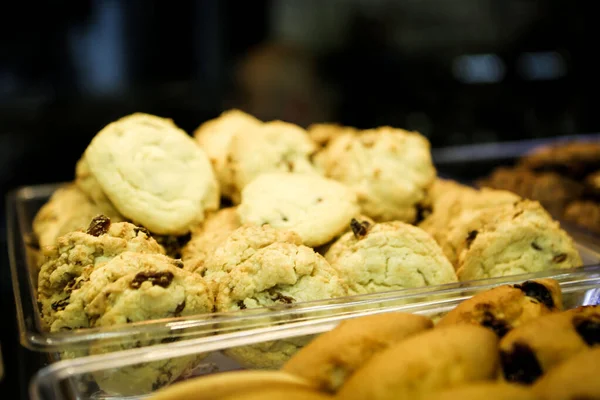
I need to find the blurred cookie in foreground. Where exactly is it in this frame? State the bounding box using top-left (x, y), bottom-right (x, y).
top-left (533, 346), bottom-right (600, 400)
top-left (519, 141), bottom-right (600, 179)
top-left (427, 383), bottom-right (536, 400)
top-left (438, 279), bottom-right (562, 337)
top-left (477, 166), bottom-right (583, 217)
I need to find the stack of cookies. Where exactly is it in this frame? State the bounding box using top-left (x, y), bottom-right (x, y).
top-left (30, 110), bottom-right (585, 391)
top-left (150, 278), bottom-right (600, 400)
top-left (478, 140), bottom-right (600, 234)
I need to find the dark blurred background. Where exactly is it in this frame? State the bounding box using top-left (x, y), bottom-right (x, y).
top-left (0, 0), bottom-right (597, 396)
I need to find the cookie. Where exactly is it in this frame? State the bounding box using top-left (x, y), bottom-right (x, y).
top-left (499, 305), bottom-right (600, 384)
top-left (32, 183), bottom-right (123, 249)
top-left (427, 383), bottom-right (536, 400)
top-left (477, 166), bottom-right (584, 217)
top-left (314, 127), bottom-right (436, 222)
top-left (227, 120), bottom-right (318, 203)
top-left (307, 123), bottom-right (357, 148)
top-left (181, 208), bottom-right (241, 275)
top-left (150, 371), bottom-right (311, 400)
top-left (82, 113), bottom-right (219, 235)
top-left (216, 242), bottom-right (348, 368)
top-left (75, 156), bottom-right (123, 217)
top-left (201, 224), bottom-right (302, 282)
top-left (564, 200), bottom-right (600, 234)
top-left (437, 279), bottom-right (563, 337)
top-left (533, 347), bottom-right (600, 400)
top-left (193, 109), bottom-right (262, 199)
top-left (324, 220), bottom-right (457, 295)
top-left (283, 312), bottom-right (433, 392)
top-left (519, 141), bottom-right (600, 179)
top-left (337, 325), bottom-right (500, 400)
top-left (221, 388), bottom-right (332, 400)
top-left (51, 251), bottom-right (213, 331)
top-left (237, 172), bottom-right (360, 247)
top-left (584, 170), bottom-right (600, 198)
top-left (419, 188), bottom-right (520, 263)
top-left (37, 216), bottom-right (165, 329)
top-left (448, 200), bottom-right (582, 281)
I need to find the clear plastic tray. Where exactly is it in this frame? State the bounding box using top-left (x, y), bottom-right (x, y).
top-left (8, 183), bottom-right (600, 357)
top-left (30, 267), bottom-right (600, 399)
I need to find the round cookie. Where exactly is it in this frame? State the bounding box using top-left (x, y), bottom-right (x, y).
top-left (448, 200), bottom-right (582, 281)
top-left (533, 346), bottom-right (600, 400)
top-left (283, 312), bottom-right (433, 393)
top-left (150, 371), bottom-right (312, 400)
top-left (337, 325), bottom-right (500, 400)
top-left (202, 224), bottom-right (302, 282)
top-left (564, 200), bottom-right (600, 235)
top-left (437, 279), bottom-right (563, 337)
top-left (499, 305), bottom-right (600, 384)
top-left (419, 188), bottom-right (521, 263)
top-left (477, 167), bottom-right (584, 217)
top-left (51, 251), bottom-right (213, 331)
top-left (37, 216), bottom-right (165, 329)
top-left (193, 109), bottom-right (262, 199)
top-left (32, 183), bottom-right (123, 249)
top-left (227, 120), bottom-right (318, 203)
top-left (82, 113), bottom-right (219, 235)
top-left (237, 172), bottom-right (360, 247)
top-left (314, 127), bottom-right (436, 222)
top-left (75, 156), bottom-right (123, 217)
top-left (307, 123), bottom-right (357, 148)
top-left (427, 383), bottom-right (537, 400)
top-left (519, 141), bottom-right (600, 179)
top-left (324, 220), bottom-right (457, 295)
top-left (215, 242), bottom-right (348, 368)
top-left (181, 208), bottom-right (242, 275)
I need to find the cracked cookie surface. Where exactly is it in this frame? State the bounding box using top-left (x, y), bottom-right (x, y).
top-left (37, 216), bottom-right (165, 328)
top-left (238, 172), bottom-right (360, 247)
top-left (325, 220), bottom-right (457, 295)
top-left (314, 127), bottom-right (436, 222)
top-left (447, 200), bottom-right (582, 281)
top-left (82, 113), bottom-right (219, 235)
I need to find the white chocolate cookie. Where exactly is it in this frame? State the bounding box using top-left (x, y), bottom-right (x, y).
top-left (228, 120), bottom-right (318, 203)
top-left (194, 109), bottom-right (262, 199)
top-left (325, 220), bottom-right (457, 295)
top-left (33, 183), bottom-right (123, 249)
top-left (82, 113), bottom-right (219, 235)
top-left (314, 127), bottom-right (436, 222)
top-left (238, 172), bottom-right (360, 247)
top-left (181, 208), bottom-right (242, 275)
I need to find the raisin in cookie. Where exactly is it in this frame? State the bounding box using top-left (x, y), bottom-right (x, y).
top-left (37, 216), bottom-right (165, 329)
top-left (216, 242), bottom-right (348, 368)
top-left (51, 251), bottom-right (213, 331)
top-left (227, 121), bottom-right (318, 203)
top-left (499, 305), bottom-right (600, 384)
top-left (533, 346), bottom-right (600, 400)
top-left (237, 172), bottom-right (360, 247)
top-left (307, 123), bottom-right (357, 148)
top-left (314, 127), bottom-right (436, 222)
top-left (32, 183), bottom-right (123, 249)
top-left (337, 325), bottom-right (499, 400)
top-left (283, 313), bottom-right (433, 393)
top-left (82, 113), bottom-right (219, 235)
top-left (438, 279), bottom-right (563, 337)
top-left (193, 109), bottom-right (262, 199)
top-left (447, 200), bottom-right (582, 281)
top-left (201, 224), bottom-right (302, 282)
top-left (181, 208), bottom-right (241, 275)
top-left (324, 220), bottom-right (457, 295)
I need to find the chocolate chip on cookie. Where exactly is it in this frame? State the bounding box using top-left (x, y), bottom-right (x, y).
top-left (514, 281), bottom-right (555, 309)
top-left (129, 271), bottom-right (174, 289)
top-left (350, 218), bottom-right (371, 239)
top-left (573, 315), bottom-right (600, 346)
top-left (500, 342), bottom-right (543, 384)
top-left (86, 215), bottom-right (111, 237)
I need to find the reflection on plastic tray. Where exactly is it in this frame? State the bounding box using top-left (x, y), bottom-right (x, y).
top-left (8, 183), bottom-right (600, 357)
top-left (30, 269), bottom-right (600, 399)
